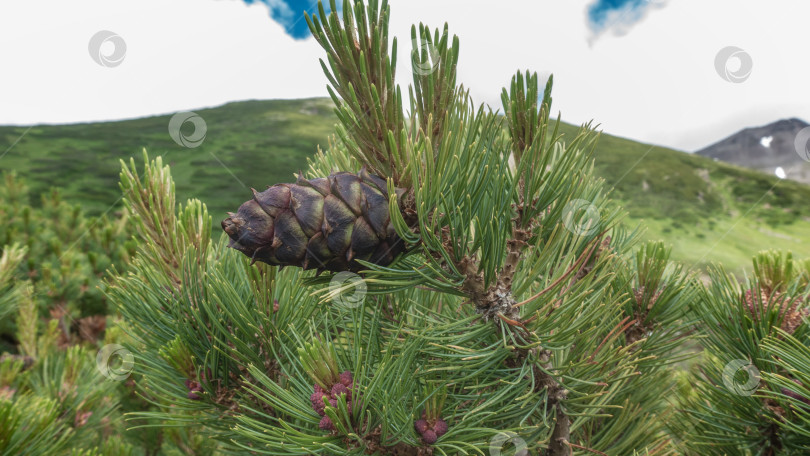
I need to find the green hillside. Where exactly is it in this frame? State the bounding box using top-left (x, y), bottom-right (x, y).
top-left (2, 98), bottom-right (808, 271)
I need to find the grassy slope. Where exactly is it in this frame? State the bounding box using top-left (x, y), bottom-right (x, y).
top-left (2, 98), bottom-right (808, 272)
top-left (0, 98), bottom-right (336, 218)
top-left (553, 122), bottom-right (810, 271)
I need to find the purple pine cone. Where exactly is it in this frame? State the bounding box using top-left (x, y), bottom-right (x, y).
top-left (339, 371), bottom-right (353, 386)
top-left (185, 379), bottom-right (203, 400)
top-left (422, 429), bottom-right (438, 444)
top-left (222, 170), bottom-right (405, 273)
top-left (332, 383), bottom-right (351, 401)
top-left (783, 387), bottom-right (810, 406)
top-left (311, 392), bottom-right (327, 416)
top-left (319, 415), bottom-right (334, 431)
top-left (433, 419), bottom-right (448, 437)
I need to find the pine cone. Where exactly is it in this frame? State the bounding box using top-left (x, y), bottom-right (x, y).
top-left (422, 429), bottom-right (438, 444)
top-left (311, 391), bottom-right (327, 416)
top-left (743, 289), bottom-right (808, 334)
top-left (782, 379), bottom-right (810, 408)
top-left (222, 169), bottom-right (406, 273)
top-left (433, 419), bottom-right (448, 436)
top-left (339, 370), bottom-right (354, 386)
top-left (319, 415), bottom-right (334, 431)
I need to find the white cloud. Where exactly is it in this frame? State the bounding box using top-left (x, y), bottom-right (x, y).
top-left (0, 0), bottom-right (808, 153)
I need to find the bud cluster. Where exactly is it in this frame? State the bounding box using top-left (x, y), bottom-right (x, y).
top-left (185, 378), bottom-right (203, 400)
top-left (743, 289), bottom-right (808, 334)
top-left (310, 370), bottom-right (354, 430)
top-left (414, 413), bottom-right (448, 444)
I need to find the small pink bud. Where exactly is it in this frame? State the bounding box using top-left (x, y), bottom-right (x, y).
top-left (310, 392), bottom-right (327, 415)
top-left (319, 415), bottom-right (334, 431)
top-left (332, 383), bottom-right (350, 400)
top-left (339, 371), bottom-right (353, 386)
top-left (422, 429), bottom-right (438, 444)
top-left (433, 419), bottom-right (448, 436)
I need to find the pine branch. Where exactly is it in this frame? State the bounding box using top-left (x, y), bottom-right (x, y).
top-left (104, 3), bottom-right (712, 455)
top-left (119, 150), bottom-right (211, 287)
top-left (306, 0), bottom-right (408, 186)
top-left (16, 284), bottom-right (37, 359)
top-left (0, 243), bottom-right (27, 321)
top-left (409, 22), bottom-right (460, 153)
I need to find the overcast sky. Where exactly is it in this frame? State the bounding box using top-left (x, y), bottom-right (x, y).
top-left (0, 0), bottom-right (807, 151)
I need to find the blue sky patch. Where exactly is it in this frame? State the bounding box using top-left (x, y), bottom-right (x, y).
top-left (244, 0), bottom-right (337, 40)
top-left (587, 0), bottom-right (651, 33)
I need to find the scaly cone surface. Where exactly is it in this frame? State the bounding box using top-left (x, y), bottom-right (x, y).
top-left (222, 169), bottom-right (405, 273)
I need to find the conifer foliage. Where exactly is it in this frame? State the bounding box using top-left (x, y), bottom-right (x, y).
top-left (99, 1), bottom-right (808, 456)
top-left (677, 251), bottom-right (810, 455)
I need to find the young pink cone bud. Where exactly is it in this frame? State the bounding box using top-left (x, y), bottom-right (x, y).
top-left (783, 379), bottom-right (810, 407)
top-left (185, 379), bottom-right (203, 400)
top-left (339, 370), bottom-right (353, 386)
top-left (414, 419), bottom-right (429, 434)
top-left (422, 429), bottom-right (438, 444)
top-left (332, 383), bottom-right (350, 401)
top-left (433, 419), bottom-right (448, 436)
top-left (310, 392), bottom-right (327, 416)
top-left (319, 415), bottom-right (334, 431)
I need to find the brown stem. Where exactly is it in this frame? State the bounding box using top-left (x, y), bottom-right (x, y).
top-left (547, 403), bottom-right (570, 456)
top-left (515, 236), bottom-right (602, 308)
top-left (588, 317), bottom-right (635, 363)
top-left (500, 224), bottom-right (530, 289)
top-left (567, 442), bottom-right (607, 456)
top-left (361, 425), bottom-right (433, 455)
top-left (529, 352), bottom-right (570, 456)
